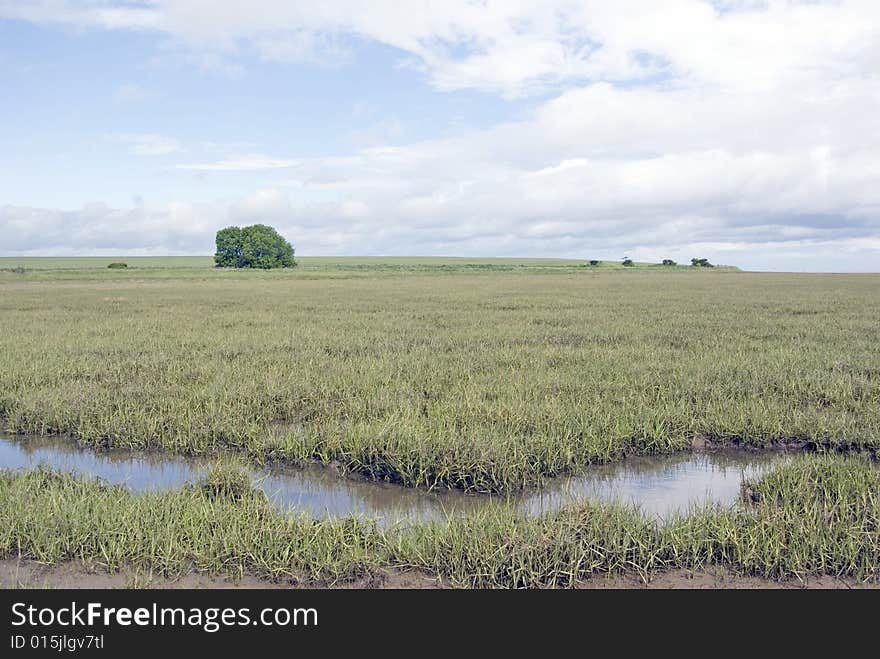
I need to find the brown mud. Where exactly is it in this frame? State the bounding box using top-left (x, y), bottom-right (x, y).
top-left (2, 559), bottom-right (875, 590)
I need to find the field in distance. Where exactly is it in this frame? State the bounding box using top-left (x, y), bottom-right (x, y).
top-left (0, 255), bottom-right (737, 273)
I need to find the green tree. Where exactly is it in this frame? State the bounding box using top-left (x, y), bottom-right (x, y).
top-left (690, 257), bottom-right (714, 268)
top-left (662, 259), bottom-right (676, 266)
top-left (214, 224), bottom-right (295, 269)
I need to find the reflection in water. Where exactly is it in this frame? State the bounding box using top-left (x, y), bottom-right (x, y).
top-left (0, 435), bottom-right (787, 525)
top-left (521, 453), bottom-right (783, 519)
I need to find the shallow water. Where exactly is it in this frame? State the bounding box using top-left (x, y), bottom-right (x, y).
top-left (0, 435), bottom-right (787, 524)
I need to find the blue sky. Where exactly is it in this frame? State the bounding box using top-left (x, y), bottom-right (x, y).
top-left (2, 1), bottom-right (879, 271)
top-left (1, 19), bottom-right (532, 208)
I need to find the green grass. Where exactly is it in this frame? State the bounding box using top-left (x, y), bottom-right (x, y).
top-left (1, 267), bottom-right (877, 493)
top-left (2, 455), bottom-right (877, 587)
top-left (1, 258), bottom-right (874, 587)
top-left (0, 465), bottom-right (380, 585)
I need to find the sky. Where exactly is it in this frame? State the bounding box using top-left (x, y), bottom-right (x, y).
top-left (1, 1), bottom-right (879, 271)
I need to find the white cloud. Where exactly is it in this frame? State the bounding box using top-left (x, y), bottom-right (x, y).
top-left (4, 1), bottom-right (880, 96)
top-left (0, 201), bottom-right (213, 255)
top-left (104, 132), bottom-right (182, 156)
top-left (2, 1), bottom-right (879, 269)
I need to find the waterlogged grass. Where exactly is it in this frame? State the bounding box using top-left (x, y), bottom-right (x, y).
top-left (1, 455), bottom-right (877, 587)
top-left (391, 455), bottom-right (880, 586)
top-left (0, 465), bottom-right (379, 585)
top-left (1, 269), bottom-right (878, 492)
top-left (663, 455), bottom-right (880, 579)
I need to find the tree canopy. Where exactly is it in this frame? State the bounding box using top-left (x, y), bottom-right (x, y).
top-left (214, 224), bottom-right (296, 269)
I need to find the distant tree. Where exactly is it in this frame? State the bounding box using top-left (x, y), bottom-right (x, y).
top-left (622, 256), bottom-right (634, 267)
top-left (214, 224), bottom-right (296, 269)
top-left (107, 262), bottom-right (128, 269)
top-left (661, 259), bottom-right (676, 266)
top-left (690, 258), bottom-right (714, 268)
top-left (589, 260), bottom-right (600, 266)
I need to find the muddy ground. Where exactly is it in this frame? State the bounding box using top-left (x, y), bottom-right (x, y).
top-left (1, 558), bottom-right (875, 589)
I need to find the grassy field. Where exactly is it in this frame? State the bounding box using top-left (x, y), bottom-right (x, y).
top-left (0, 255), bottom-right (738, 277)
top-left (1, 455), bottom-right (877, 586)
top-left (0, 255), bottom-right (589, 270)
top-left (0, 256), bottom-right (213, 269)
top-left (0, 255), bottom-right (715, 268)
top-left (1, 260), bottom-right (877, 493)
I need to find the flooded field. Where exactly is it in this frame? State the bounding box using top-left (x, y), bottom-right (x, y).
top-left (0, 434), bottom-right (786, 523)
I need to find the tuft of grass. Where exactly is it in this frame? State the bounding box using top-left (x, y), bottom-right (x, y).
top-left (194, 459), bottom-right (254, 502)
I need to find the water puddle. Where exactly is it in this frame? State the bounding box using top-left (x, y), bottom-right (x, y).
top-left (0, 435), bottom-right (787, 524)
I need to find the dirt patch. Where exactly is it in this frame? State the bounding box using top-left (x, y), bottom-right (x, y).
top-left (576, 568), bottom-right (879, 589)
top-left (693, 433), bottom-right (878, 460)
top-left (3, 559), bottom-right (873, 589)
top-left (0, 558), bottom-right (443, 590)
top-left (0, 559), bottom-right (276, 589)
